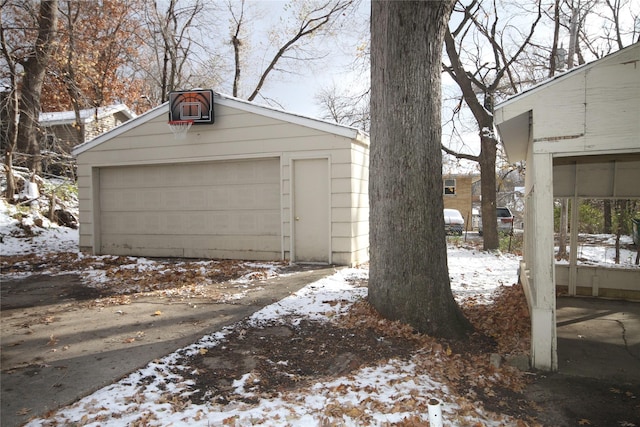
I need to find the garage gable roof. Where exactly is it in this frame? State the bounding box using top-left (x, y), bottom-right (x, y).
top-left (72, 92), bottom-right (367, 156)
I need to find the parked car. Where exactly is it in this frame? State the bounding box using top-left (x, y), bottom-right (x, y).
top-left (478, 207), bottom-right (514, 236)
top-left (443, 208), bottom-right (465, 235)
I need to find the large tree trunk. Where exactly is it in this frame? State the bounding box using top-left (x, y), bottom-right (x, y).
top-left (16, 0), bottom-right (59, 173)
top-left (369, 0), bottom-right (471, 340)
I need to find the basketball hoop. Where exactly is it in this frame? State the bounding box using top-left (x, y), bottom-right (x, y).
top-left (168, 120), bottom-right (193, 140)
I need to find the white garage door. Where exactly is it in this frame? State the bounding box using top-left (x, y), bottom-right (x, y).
top-left (99, 158), bottom-right (281, 260)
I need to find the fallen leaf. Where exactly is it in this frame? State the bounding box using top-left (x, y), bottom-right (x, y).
top-left (123, 337), bottom-right (136, 343)
top-left (578, 419), bottom-right (592, 425)
top-left (16, 408), bottom-right (31, 416)
top-left (199, 348), bottom-right (208, 355)
top-left (152, 310), bottom-right (162, 316)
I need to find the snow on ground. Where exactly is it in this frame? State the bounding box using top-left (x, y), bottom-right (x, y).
top-left (0, 200), bottom-right (79, 255)
top-left (2, 198), bottom-right (638, 426)
top-left (19, 262), bottom-right (518, 427)
top-left (556, 234), bottom-right (638, 267)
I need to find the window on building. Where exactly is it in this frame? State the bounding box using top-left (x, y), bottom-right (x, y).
top-left (444, 178), bottom-right (456, 195)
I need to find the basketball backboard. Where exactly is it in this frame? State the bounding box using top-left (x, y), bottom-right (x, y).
top-left (168, 89), bottom-right (214, 124)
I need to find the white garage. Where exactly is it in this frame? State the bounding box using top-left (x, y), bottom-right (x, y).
top-left (72, 92), bottom-right (369, 266)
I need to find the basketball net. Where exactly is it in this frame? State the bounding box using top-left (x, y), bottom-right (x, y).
top-left (168, 120), bottom-right (193, 140)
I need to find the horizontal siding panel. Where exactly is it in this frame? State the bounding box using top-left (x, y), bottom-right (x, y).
top-left (78, 138), bottom-right (348, 166)
top-left (94, 120), bottom-right (339, 151)
top-left (333, 220), bottom-right (369, 238)
top-left (532, 75), bottom-right (586, 140)
top-left (331, 178), bottom-right (353, 194)
top-left (585, 62), bottom-right (639, 145)
top-left (331, 193), bottom-right (369, 209)
top-left (332, 162), bottom-right (369, 179)
top-left (332, 235), bottom-right (369, 254)
top-left (332, 207), bottom-right (369, 223)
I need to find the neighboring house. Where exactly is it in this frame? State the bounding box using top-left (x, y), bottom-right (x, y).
top-left (442, 174), bottom-right (477, 229)
top-left (72, 92), bottom-right (369, 267)
top-left (40, 104), bottom-right (135, 154)
top-left (495, 42), bottom-right (640, 371)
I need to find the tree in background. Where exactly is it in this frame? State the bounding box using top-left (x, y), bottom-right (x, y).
top-left (369, 0), bottom-right (472, 339)
top-left (315, 83), bottom-right (370, 132)
top-left (41, 0), bottom-right (146, 136)
top-left (442, 0), bottom-right (542, 251)
top-left (0, 0), bottom-right (22, 198)
top-left (2, 0), bottom-right (59, 174)
top-left (142, 0), bottom-right (209, 103)
top-left (226, 0), bottom-right (356, 103)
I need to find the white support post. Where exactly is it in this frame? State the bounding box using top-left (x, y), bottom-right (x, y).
top-left (530, 151), bottom-right (558, 371)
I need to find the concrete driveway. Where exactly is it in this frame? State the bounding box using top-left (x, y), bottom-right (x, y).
top-left (1, 267), bottom-right (336, 427)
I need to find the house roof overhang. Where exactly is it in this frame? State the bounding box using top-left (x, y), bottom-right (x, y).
top-left (40, 104), bottom-right (135, 127)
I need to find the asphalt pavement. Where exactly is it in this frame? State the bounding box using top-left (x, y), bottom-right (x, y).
top-left (1, 267), bottom-right (337, 427)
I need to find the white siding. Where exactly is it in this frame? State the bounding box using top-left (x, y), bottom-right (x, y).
top-left (496, 43), bottom-right (640, 160)
top-left (76, 95), bottom-right (370, 265)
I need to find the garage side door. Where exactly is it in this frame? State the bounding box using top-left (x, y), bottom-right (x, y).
top-left (99, 158), bottom-right (281, 260)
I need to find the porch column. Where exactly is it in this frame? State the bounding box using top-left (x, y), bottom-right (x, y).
top-left (529, 151), bottom-right (558, 371)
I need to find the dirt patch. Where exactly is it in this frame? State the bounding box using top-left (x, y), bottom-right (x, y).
top-left (175, 318), bottom-right (418, 406)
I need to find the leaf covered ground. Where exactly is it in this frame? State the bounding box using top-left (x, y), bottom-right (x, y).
top-left (2, 194), bottom-right (638, 426)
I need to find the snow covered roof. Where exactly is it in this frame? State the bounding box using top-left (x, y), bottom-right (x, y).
top-left (72, 92), bottom-right (368, 156)
top-left (39, 104), bottom-right (135, 127)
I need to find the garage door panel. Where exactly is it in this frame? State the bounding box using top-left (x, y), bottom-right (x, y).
top-left (101, 234), bottom-right (281, 259)
top-left (101, 159), bottom-right (280, 190)
top-left (101, 183), bottom-right (279, 213)
top-left (99, 159), bottom-right (281, 260)
top-left (101, 210), bottom-right (281, 236)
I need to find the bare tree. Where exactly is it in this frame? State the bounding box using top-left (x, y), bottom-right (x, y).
top-left (227, 0), bottom-right (356, 102)
top-left (0, 0), bottom-right (21, 198)
top-left (10, 0), bottom-right (59, 173)
top-left (442, 0), bottom-right (542, 250)
top-left (142, 0), bottom-right (206, 102)
top-left (315, 84), bottom-right (370, 132)
top-left (369, 0), bottom-right (472, 339)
